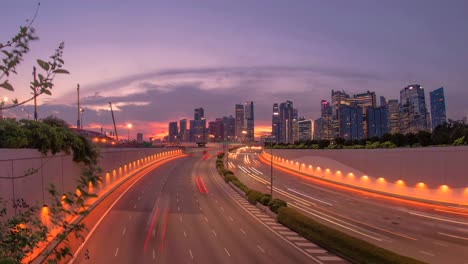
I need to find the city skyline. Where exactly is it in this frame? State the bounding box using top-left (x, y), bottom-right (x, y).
top-left (2, 1), bottom-right (468, 140)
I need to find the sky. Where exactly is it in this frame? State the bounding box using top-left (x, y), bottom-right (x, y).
top-left (2, 0), bottom-right (468, 139)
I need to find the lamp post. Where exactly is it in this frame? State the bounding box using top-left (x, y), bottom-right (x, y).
top-left (79, 108), bottom-right (85, 129)
top-left (127, 123), bottom-right (133, 141)
top-left (0, 97), bottom-right (8, 119)
top-left (21, 108), bottom-right (31, 119)
top-left (270, 137), bottom-right (275, 198)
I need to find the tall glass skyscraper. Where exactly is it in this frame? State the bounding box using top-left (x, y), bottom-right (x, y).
top-left (272, 103), bottom-right (280, 142)
top-left (244, 101), bottom-right (254, 142)
top-left (399, 84), bottom-right (429, 134)
top-left (430, 87), bottom-right (447, 130)
top-left (235, 104), bottom-right (244, 141)
top-left (367, 106), bottom-right (388, 138)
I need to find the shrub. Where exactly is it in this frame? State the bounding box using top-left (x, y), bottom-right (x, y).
top-left (224, 174), bottom-right (238, 183)
top-left (247, 190), bottom-right (264, 204)
top-left (277, 207), bottom-right (423, 264)
top-left (259, 194), bottom-right (272, 206)
top-left (231, 179), bottom-right (250, 194)
top-left (222, 169), bottom-right (234, 177)
top-left (268, 198), bottom-right (287, 213)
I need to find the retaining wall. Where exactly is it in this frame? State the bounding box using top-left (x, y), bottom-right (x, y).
top-left (262, 147), bottom-right (468, 205)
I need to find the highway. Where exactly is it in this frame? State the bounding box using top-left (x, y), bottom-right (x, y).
top-left (71, 150), bottom-right (343, 263)
top-left (227, 149), bottom-right (468, 264)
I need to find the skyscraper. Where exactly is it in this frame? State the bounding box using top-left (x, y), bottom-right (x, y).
top-left (298, 119), bottom-right (314, 141)
top-left (399, 84), bottom-right (429, 134)
top-left (194, 108), bottom-right (204, 120)
top-left (272, 103), bottom-right (280, 142)
top-left (339, 106), bottom-right (363, 140)
top-left (320, 100), bottom-right (333, 140)
top-left (190, 107), bottom-right (206, 142)
top-left (331, 90), bottom-right (350, 138)
top-left (235, 104), bottom-right (244, 141)
top-left (168, 122), bottom-right (178, 143)
top-left (387, 99), bottom-right (399, 134)
top-left (367, 107), bottom-right (388, 138)
top-left (430, 87), bottom-right (447, 130)
top-left (244, 101), bottom-right (254, 142)
top-left (208, 118), bottom-right (224, 142)
top-left (313, 118), bottom-right (324, 140)
top-left (222, 116), bottom-right (235, 141)
top-left (348, 91), bottom-right (376, 138)
top-left (179, 119), bottom-right (188, 142)
top-left (279, 100), bottom-right (295, 143)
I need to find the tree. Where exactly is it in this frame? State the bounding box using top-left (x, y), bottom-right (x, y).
top-left (416, 131), bottom-right (432, 147)
top-left (0, 7), bottom-right (98, 263)
top-left (0, 3), bottom-right (69, 112)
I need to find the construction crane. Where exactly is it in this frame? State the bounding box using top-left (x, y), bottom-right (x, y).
top-left (109, 102), bottom-right (119, 141)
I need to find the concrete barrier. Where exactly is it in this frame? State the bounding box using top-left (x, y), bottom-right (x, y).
top-left (262, 147), bottom-right (468, 205)
top-left (0, 148), bottom-right (183, 215)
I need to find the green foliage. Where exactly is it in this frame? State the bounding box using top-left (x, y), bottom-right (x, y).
top-left (246, 190), bottom-right (264, 205)
top-left (259, 194), bottom-right (272, 206)
top-left (268, 198), bottom-right (287, 213)
top-left (0, 198), bottom-right (48, 263)
top-left (453, 136), bottom-right (465, 146)
top-left (277, 207), bottom-right (424, 264)
top-left (0, 118), bottom-right (28, 148)
top-left (224, 174), bottom-right (238, 183)
top-left (231, 179), bottom-right (250, 194)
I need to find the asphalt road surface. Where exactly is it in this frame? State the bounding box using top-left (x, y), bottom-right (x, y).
top-left (71, 151), bottom-right (341, 264)
top-left (227, 150), bottom-right (468, 264)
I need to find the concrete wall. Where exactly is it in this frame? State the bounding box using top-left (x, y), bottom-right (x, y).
top-left (262, 147), bottom-right (468, 205)
top-left (0, 148), bottom-right (182, 212)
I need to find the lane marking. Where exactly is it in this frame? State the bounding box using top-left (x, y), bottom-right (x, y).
top-left (257, 245), bottom-right (265, 253)
top-left (291, 204), bottom-right (382, 242)
top-left (183, 231), bottom-right (187, 238)
top-left (204, 216), bottom-right (209, 223)
top-left (438, 232), bottom-right (468, 241)
top-left (240, 228), bottom-right (246, 235)
top-left (287, 188), bottom-right (333, 206)
top-left (418, 251), bottom-right (435, 256)
top-left (114, 248), bottom-right (119, 257)
top-left (189, 249), bottom-right (194, 259)
top-left (121, 228), bottom-right (126, 236)
top-left (435, 208), bottom-right (468, 217)
top-left (153, 249), bottom-right (156, 259)
top-left (212, 230), bottom-right (217, 237)
top-left (409, 212), bottom-right (468, 226)
top-left (432, 241), bottom-right (448, 247)
top-left (144, 208), bottom-right (160, 252)
top-left (224, 248), bottom-right (231, 257)
top-left (228, 216), bottom-right (234, 222)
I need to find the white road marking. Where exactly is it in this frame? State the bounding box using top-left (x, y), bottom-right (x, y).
top-left (409, 212), bottom-right (468, 226)
top-left (129, 215), bottom-right (132, 220)
top-left (224, 248), bottom-right (231, 257)
top-left (204, 216), bottom-right (209, 222)
top-left (179, 216), bottom-right (183, 222)
top-left (184, 231), bottom-right (187, 238)
top-left (122, 228), bottom-right (126, 236)
top-left (287, 188), bottom-right (333, 206)
top-left (257, 245), bottom-right (265, 253)
top-left (240, 228), bottom-right (246, 235)
top-left (114, 248), bottom-right (119, 257)
top-left (153, 249), bottom-right (156, 259)
top-left (438, 232), bottom-right (468, 241)
top-left (178, 206), bottom-right (180, 212)
top-left (189, 249), bottom-right (194, 259)
top-left (432, 241), bottom-right (448, 247)
top-left (212, 230), bottom-right (217, 237)
top-left (419, 251), bottom-right (435, 256)
top-left (133, 204), bottom-right (137, 209)
top-left (228, 216), bottom-right (234, 222)
top-left (306, 249), bottom-right (326, 254)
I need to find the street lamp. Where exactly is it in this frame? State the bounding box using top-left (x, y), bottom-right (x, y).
top-left (269, 136), bottom-right (275, 198)
top-left (21, 108), bottom-right (31, 119)
top-left (127, 123), bottom-right (133, 141)
top-left (0, 97), bottom-right (8, 119)
top-left (242, 130), bottom-right (247, 144)
top-left (79, 108), bottom-right (85, 129)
